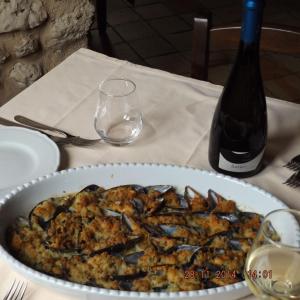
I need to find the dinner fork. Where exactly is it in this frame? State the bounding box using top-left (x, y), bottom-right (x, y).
top-left (0, 117), bottom-right (72, 145)
top-left (14, 115), bottom-right (101, 146)
top-left (284, 171), bottom-right (300, 188)
top-left (284, 154), bottom-right (300, 171)
top-left (3, 280), bottom-right (27, 300)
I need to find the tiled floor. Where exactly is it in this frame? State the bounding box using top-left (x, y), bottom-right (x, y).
top-left (89, 0), bottom-right (300, 104)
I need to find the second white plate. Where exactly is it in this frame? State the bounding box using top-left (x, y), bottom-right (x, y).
top-left (0, 126), bottom-right (60, 199)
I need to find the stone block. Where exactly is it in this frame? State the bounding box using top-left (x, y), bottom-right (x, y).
top-left (28, 0), bottom-right (48, 29)
top-left (14, 36), bottom-right (39, 58)
top-left (10, 62), bottom-right (43, 88)
top-left (42, 0), bottom-right (94, 48)
top-left (0, 0), bottom-right (47, 33)
top-left (0, 48), bottom-right (9, 64)
top-left (42, 38), bottom-right (87, 72)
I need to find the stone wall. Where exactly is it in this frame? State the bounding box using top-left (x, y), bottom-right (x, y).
top-left (0, 0), bottom-right (95, 104)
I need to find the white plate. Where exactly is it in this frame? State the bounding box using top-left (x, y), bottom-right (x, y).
top-left (0, 163), bottom-right (288, 300)
top-left (0, 127), bottom-right (60, 199)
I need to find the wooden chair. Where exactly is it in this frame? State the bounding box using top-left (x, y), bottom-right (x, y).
top-left (191, 15), bottom-right (300, 81)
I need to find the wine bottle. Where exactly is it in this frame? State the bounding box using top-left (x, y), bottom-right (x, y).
top-left (208, 0), bottom-right (267, 178)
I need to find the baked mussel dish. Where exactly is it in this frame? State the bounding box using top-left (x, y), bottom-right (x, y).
top-left (7, 184), bottom-right (262, 292)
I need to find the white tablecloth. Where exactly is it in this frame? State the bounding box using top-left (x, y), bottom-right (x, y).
top-left (0, 48), bottom-right (300, 299)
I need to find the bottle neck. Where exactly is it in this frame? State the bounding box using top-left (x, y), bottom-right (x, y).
top-left (240, 0), bottom-right (264, 47)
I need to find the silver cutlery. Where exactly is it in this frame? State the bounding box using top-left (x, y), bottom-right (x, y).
top-left (0, 117), bottom-right (70, 145)
top-left (15, 115), bottom-right (100, 146)
top-left (284, 171), bottom-right (300, 188)
top-left (284, 154), bottom-right (300, 171)
top-left (3, 279), bottom-right (27, 300)
top-left (0, 117), bottom-right (99, 146)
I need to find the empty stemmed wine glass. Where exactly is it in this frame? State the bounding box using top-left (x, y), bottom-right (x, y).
top-left (94, 78), bottom-right (143, 146)
top-left (244, 209), bottom-right (300, 299)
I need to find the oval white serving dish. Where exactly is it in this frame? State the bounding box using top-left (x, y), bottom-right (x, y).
top-left (0, 163), bottom-right (288, 300)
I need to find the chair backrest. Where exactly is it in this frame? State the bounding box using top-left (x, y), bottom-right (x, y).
top-left (191, 17), bottom-right (300, 81)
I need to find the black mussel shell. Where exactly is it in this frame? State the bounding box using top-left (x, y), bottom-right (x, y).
top-left (44, 246), bottom-right (82, 257)
top-left (157, 208), bottom-right (186, 215)
top-left (86, 280), bottom-right (101, 288)
top-left (119, 280), bottom-right (133, 291)
top-left (131, 185), bottom-right (146, 193)
top-left (160, 224), bottom-right (204, 236)
top-left (202, 262), bottom-right (220, 273)
top-left (131, 198), bottom-right (144, 214)
top-left (28, 199), bottom-right (54, 229)
top-left (159, 225), bottom-right (178, 236)
top-left (90, 236), bottom-right (143, 256)
top-left (124, 251), bottom-right (144, 264)
top-left (153, 285), bottom-right (169, 292)
top-left (165, 244), bottom-right (201, 269)
top-left (122, 214), bottom-right (135, 232)
top-left (229, 238), bottom-right (252, 251)
top-left (102, 208), bottom-right (122, 217)
top-left (184, 186), bottom-right (208, 211)
top-left (215, 213), bottom-right (240, 223)
top-left (191, 212), bottom-right (210, 218)
top-left (146, 197), bottom-right (166, 216)
top-left (80, 184), bottom-right (101, 192)
top-left (29, 196), bottom-right (71, 230)
top-left (207, 189), bottom-right (220, 211)
top-left (171, 244), bottom-right (200, 253)
top-left (236, 272), bottom-right (245, 280)
top-left (144, 185), bottom-right (173, 194)
top-left (228, 239), bottom-right (242, 250)
top-left (240, 211), bottom-right (264, 222)
top-left (177, 194), bottom-right (189, 209)
top-left (143, 223), bottom-right (164, 236)
top-left (203, 279), bottom-right (219, 289)
top-left (112, 271), bottom-right (147, 281)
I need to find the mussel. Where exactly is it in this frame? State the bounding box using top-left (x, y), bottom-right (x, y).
top-left (81, 184), bottom-right (102, 192)
top-left (185, 186), bottom-right (209, 212)
top-left (152, 285), bottom-right (169, 292)
top-left (90, 236), bottom-right (143, 256)
top-left (208, 190), bottom-right (237, 213)
top-left (144, 185), bottom-right (173, 194)
top-left (160, 224), bottom-right (204, 237)
top-left (102, 208), bottom-right (122, 217)
top-left (123, 251), bottom-right (144, 265)
top-left (131, 198), bottom-right (144, 214)
top-left (29, 200), bottom-right (70, 231)
top-left (215, 212), bottom-right (240, 223)
top-left (112, 271), bottom-right (147, 281)
top-left (143, 223), bottom-right (164, 236)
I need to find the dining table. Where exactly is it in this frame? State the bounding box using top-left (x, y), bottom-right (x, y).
top-left (0, 48), bottom-right (299, 300)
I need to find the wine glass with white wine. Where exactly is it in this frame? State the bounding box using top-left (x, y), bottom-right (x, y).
top-left (244, 209), bottom-right (300, 300)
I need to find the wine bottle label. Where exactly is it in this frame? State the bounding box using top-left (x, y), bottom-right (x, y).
top-left (219, 149), bottom-right (264, 173)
